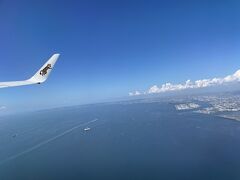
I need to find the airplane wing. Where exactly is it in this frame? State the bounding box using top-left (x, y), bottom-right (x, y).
top-left (0, 54), bottom-right (60, 88)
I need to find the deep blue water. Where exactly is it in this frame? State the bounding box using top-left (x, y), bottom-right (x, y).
top-left (0, 101), bottom-right (240, 180)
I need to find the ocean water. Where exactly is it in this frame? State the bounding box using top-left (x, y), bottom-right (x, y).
top-left (0, 101), bottom-right (240, 180)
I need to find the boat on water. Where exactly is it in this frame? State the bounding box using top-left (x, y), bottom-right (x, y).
top-left (84, 127), bottom-right (91, 131)
top-left (12, 134), bottom-right (17, 138)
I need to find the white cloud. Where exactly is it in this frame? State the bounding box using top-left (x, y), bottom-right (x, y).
top-left (129, 91), bottom-right (141, 96)
top-left (129, 69), bottom-right (240, 95)
top-left (0, 106), bottom-right (6, 110)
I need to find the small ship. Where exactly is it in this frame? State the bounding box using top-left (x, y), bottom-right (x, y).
top-left (84, 127), bottom-right (91, 131)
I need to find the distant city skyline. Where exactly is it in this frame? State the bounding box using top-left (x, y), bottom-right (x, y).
top-left (0, 0), bottom-right (240, 113)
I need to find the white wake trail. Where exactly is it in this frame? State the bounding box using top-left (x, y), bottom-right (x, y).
top-left (0, 119), bottom-right (98, 166)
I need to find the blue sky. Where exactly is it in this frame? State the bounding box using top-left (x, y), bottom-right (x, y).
top-left (0, 0), bottom-right (240, 112)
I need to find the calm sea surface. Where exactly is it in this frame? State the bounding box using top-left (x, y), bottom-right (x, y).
top-left (0, 101), bottom-right (240, 180)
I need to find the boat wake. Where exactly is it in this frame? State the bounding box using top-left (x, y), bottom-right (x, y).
top-left (0, 119), bottom-right (98, 166)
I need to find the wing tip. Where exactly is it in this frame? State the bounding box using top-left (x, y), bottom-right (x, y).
top-left (53, 53), bottom-right (60, 58)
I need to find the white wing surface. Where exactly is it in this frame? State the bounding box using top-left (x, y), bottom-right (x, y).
top-left (0, 54), bottom-right (60, 88)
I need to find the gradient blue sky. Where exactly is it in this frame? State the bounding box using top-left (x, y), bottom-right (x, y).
top-left (0, 0), bottom-right (240, 112)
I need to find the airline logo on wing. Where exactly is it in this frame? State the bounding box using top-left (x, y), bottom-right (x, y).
top-left (0, 53), bottom-right (59, 89)
top-left (40, 64), bottom-right (52, 76)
